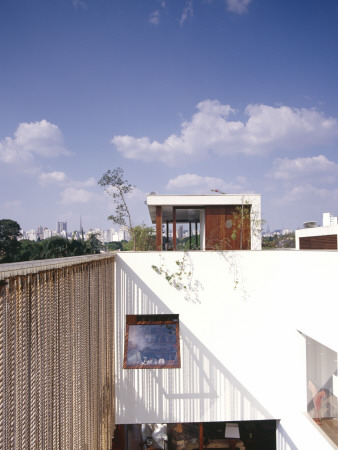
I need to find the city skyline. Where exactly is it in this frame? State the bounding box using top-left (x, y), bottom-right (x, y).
top-left (1, 0), bottom-right (338, 232)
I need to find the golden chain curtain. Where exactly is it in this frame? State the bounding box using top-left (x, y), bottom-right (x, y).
top-left (0, 255), bottom-right (115, 450)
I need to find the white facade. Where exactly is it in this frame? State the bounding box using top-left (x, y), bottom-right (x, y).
top-left (43, 228), bottom-right (52, 239)
top-left (296, 212), bottom-right (338, 249)
top-left (26, 229), bottom-right (37, 241)
top-left (115, 250), bottom-right (337, 449)
top-left (323, 213), bottom-right (338, 227)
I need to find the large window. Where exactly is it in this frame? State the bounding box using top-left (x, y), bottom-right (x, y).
top-left (124, 314), bottom-right (180, 369)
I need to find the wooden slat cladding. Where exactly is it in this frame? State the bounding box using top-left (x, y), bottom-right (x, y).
top-left (156, 206), bottom-right (162, 250)
top-left (299, 234), bottom-right (338, 250)
top-left (205, 206), bottom-right (227, 250)
top-left (205, 205), bottom-right (251, 250)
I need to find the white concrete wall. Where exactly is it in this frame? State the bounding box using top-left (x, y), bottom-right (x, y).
top-left (115, 250), bottom-right (338, 448)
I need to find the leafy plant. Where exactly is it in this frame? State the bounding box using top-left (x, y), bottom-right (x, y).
top-left (152, 253), bottom-right (191, 291)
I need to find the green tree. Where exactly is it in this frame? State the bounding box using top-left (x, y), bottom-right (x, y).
top-left (107, 241), bottom-right (124, 251)
top-left (122, 224), bottom-right (155, 251)
top-left (0, 219), bottom-right (22, 263)
top-left (85, 233), bottom-right (102, 254)
top-left (39, 236), bottom-right (70, 259)
top-left (17, 239), bottom-right (41, 261)
top-left (98, 167), bottom-right (136, 249)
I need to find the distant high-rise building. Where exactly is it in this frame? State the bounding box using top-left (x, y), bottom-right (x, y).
top-left (177, 225), bottom-right (183, 239)
top-left (37, 225), bottom-right (44, 240)
top-left (57, 221), bottom-right (67, 236)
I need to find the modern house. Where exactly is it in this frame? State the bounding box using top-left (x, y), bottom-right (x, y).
top-left (296, 213), bottom-right (338, 250)
top-left (147, 194), bottom-right (262, 251)
top-left (1, 197), bottom-right (337, 450)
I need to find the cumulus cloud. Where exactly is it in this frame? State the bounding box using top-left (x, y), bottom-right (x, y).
top-left (39, 171), bottom-right (96, 188)
top-left (180, 0), bottom-right (194, 25)
top-left (269, 155), bottom-right (338, 181)
top-left (39, 171), bottom-right (68, 185)
top-left (226, 0), bottom-right (252, 14)
top-left (112, 100), bottom-right (338, 165)
top-left (276, 184), bottom-right (338, 206)
top-left (166, 173), bottom-right (242, 193)
top-left (0, 120), bottom-right (69, 164)
top-left (61, 188), bottom-right (95, 204)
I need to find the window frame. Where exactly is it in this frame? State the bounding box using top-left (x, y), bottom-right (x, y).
top-left (123, 314), bottom-right (181, 369)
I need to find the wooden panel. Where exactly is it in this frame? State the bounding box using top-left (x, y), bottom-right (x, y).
top-left (173, 207), bottom-right (177, 250)
top-left (156, 206), bottom-right (162, 250)
top-left (299, 234), bottom-right (337, 250)
top-left (205, 206), bottom-right (227, 250)
top-left (205, 205), bottom-right (251, 250)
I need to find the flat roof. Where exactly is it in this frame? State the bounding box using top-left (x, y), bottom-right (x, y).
top-left (147, 194), bottom-right (261, 223)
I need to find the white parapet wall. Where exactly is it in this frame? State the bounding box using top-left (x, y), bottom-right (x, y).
top-left (114, 250), bottom-right (337, 449)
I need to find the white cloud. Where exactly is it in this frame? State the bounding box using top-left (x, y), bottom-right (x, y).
top-left (0, 120), bottom-right (69, 164)
top-left (166, 173), bottom-right (242, 193)
top-left (80, 177), bottom-right (96, 188)
top-left (226, 0), bottom-right (252, 14)
top-left (112, 100), bottom-right (338, 165)
top-left (39, 172), bottom-right (96, 188)
top-left (180, 0), bottom-right (194, 25)
top-left (149, 10), bottom-right (160, 25)
top-left (39, 171), bottom-right (68, 185)
top-left (269, 155), bottom-right (338, 181)
top-left (276, 184), bottom-right (338, 206)
top-left (61, 188), bottom-right (95, 204)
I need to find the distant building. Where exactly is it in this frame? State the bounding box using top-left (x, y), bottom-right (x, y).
top-left (281, 229), bottom-right (293, 235)
top-left (86, 228), bottom-right (105, 243)
top-left (26, 229), bottom-right (37, 241)
top-left (43, 228), bottom-right (52, 239)
top-left (37, 225), bottom-right (44, 240)
top-left (114, 226), bottom-right (130, 242)
top-left (57, 221), bottom-right (67, 236)
top-left (296, 212), bottom-right (338, 250)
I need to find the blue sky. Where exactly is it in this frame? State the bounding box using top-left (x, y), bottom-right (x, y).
top-left (1, 0), bottom-right (338, 233)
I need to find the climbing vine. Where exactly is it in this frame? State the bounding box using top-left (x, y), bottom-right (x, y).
top-left (152, 253), bottom-right (191, 291)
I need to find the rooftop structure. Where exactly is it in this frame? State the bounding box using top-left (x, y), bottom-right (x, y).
top-left (296, 212), bottom-right (338, 250)
top-left (147, 194), bottom-right (262, 251)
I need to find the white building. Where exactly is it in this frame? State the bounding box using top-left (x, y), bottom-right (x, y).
top-left (112, 226), bottom-right (130, 242)
top-left (26, 229), bottom-right (37, 241)
top-left (114, 250), bottom-right (337, 449)
top-left (43, 228), bottom-right (52, 239)
top-left (296, 212), bottom-right (338, 250)
top-left (111, 195), bottom-right (337, 449)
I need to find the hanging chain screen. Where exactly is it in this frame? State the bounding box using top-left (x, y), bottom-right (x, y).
top-left (0, 254), bottom-right (115, 450)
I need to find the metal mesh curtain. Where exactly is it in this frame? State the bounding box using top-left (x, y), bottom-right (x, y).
top-left (0, 255), bottom-right (115, 450)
